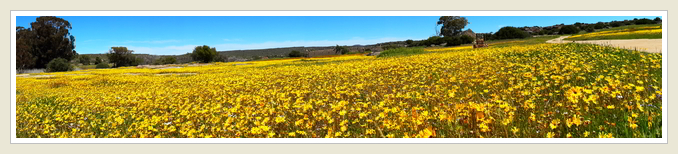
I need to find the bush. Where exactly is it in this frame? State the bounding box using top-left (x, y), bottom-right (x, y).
top-left (426, 36), bottom-right (444, 46)
top-left (559, 25), bottom-right (580, 34)
top-left (594, 22), bottom-right (606, 29)
top-left (46, 58), bottom-right (73, 72)
top-left (78, 55), bottom-right (91, 65)
top-left (95, 63), bottom-right (110, 69)
top-left (460, 35), bottom-right (474, 44)
top-left (444, 37), bottom-right (461, 46)
top-left (405, 39), bottom-right (414, 46)
top-left (610, 22), bottom-right (622, 27)
top-left (586, 27), bottom-right (595, 32)
top-left (334, 45), bottom-right (350, 55)
top-left (635, 18), bottom-right (654, 25)
top-left (288, 50), bottom-right (306, 57)
top-left (94, 57), bottom-right (103, 64)
top-left (381, 44), bottom-right (401, 50)
top-left (494, 27), bottom-right (529, 40)
top-left (154, 57), bottom-right (177, 65)
top-left (191, 45), bottom-right (218, 63)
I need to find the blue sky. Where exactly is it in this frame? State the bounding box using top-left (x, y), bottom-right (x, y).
top-left (16, 16), bottom-right (660, 55)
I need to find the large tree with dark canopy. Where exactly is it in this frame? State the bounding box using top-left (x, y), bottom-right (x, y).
top-left (107, 47), bottom-right (136, 68)
top-left (22, 16), bottom-right (78, 68)
top-left (437, 16), bottom-right (470, 37)
top-left (16, 26), bottom-right (36, 70)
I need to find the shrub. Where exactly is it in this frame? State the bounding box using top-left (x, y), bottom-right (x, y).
top-left (78, 55), bottom-right (91, 65)
top-left (634, 18), bottom-right (654, 25)
top-left (334, 45), bottom-right (350, 55)
top-left (610, 22), bottom-right (622, 27)
top-left (405, 39), bottom-right (414, 46)
top-left (191, 45), bottom-right (218, 63)
top-left (494, 27), bottom-right (529, 40)
top-left (594, 22), bottom-right (606, 29)
top-left (586, 27), bottom-right (595, 32)
top-left (288, 50), bottom-right (306, 57)
top-left (95, 63), bottom-right (110, 69)
top-left (94, 57), bottom-right (103, 64)
top-left (154, 57), bottom-right (177, 65)
top-left (559, 25), bottom-right (580, 34)
top-left (426, 36), bottom-right (444, 46)
top-left (444, 37), bottom-right (461, 46)
top-left (46, 58), bottom-right (73, 72)
top-left (460, 35), bottom-right (474, 44)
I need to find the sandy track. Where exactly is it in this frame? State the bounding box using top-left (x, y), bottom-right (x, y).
top-left (547, 36), bottom-right (662, 53)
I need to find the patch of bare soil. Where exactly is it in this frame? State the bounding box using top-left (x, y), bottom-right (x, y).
top-left (547, 36), bottom-right (662, 53)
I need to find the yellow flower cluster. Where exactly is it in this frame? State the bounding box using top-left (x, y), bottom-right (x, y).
top-left (16, 43), bottom-right (661, 138)
top-left (568, 26), bottom-right (662, 39)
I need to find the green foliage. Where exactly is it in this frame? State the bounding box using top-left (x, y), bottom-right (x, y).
top-left (95, 63), bottom-right (110, 69)
top-left (586, 27), bottom-right (595, 32)
top-left (427, 36), bottom-right (444, 46)
top-left (377, 47), bottom-right (427, 58)
top-left (154, 57), bottom-right (177, 65)
top-left (288, 50), bottom-right (307, 57)
top-left (46, 58), bottom-right (73, 72)
top-left (594, 22), bottom-right (606, 29)
top-left (191, 45), bottom-right (218, 63)
top-left (460, 35), bottom-right (474, 44)
top-left (405, 39), bottom-right (414, 46)
top-left (78, 55), bottom-right (91, 65)
top-left (494, 27), bottom-right (529, 40)
top-left (16, 16), bottom-right (77, 69)
top-left (559, 25), bottom-right (580, 34)
top-left (95, 57), bottom-right (103, 64)
top-left (334, 45), bottom-right (350, 55)
top-left (610, 22), bottom-right (622, 27)
top-left (107, 47), bottom-right (137, 68)
top-left (654, 17), bottom-right (662, 22)
top-left (443, 36), bottom-right (461, 46)
top-left (634, 18), bottom-right (654, 25)
top-left (437, 16), bottom-right (469, 37)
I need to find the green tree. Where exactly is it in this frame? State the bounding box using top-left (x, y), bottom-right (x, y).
top-left (494, 27), bottom-right (529, 40)
top-left (437, 16), bottom-right (470, 37)
top-left (79, 55), bottom-right (91, 65)
top-left (26, 16), bottom-right (77, 68)
top-left (191, 45), bottom-right (218, 63)
top-left (559, 25), bottom-right (580, 34)
top-left (288, 50), bottom-right (306, 57)
top-left (16, 26), bottom-right (36, 71)
top-left (106, 47), bottom-right (136, 68)
top-left (94, 57), bottom-right (103, 64)
top-left (405, 39), bottom-right (414, 46)
top-left (460, 35), bottom-right (474, 44)
top-left (654, 17), bottom-right (662, 22)
top-left (594, 22), bottom-right (606, 29)
top-left (427, 36), bottom-right (444, 46)
top-left (334, 45), bottom-right (350, 55)
top-left (46, 58), bottom-right (73, 72)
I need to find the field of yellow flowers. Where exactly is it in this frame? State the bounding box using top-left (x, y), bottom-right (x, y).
top-left (566, 25), bottom-right (662, 41)
top-left (16, 43), bottom-right (662, 138)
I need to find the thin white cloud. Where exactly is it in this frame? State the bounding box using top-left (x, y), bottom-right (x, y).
top-left (213, 37), bottom-right (413, 51)
top-left (112, 37), bottom-right (419, 55)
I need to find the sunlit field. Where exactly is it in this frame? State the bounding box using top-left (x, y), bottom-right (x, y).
top-left (16, 43), bottom-right (662, 138)
top-left (565, 25), bottom-right (662, 41)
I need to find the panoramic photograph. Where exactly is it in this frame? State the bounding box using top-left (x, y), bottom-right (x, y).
top-left (14, 15), bottom-right (662, 139)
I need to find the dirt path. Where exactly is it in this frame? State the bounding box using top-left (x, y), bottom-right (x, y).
top-left (546, 36), bottom-right (662, 53)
